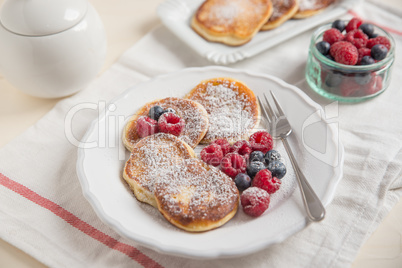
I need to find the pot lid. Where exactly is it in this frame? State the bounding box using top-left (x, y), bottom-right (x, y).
top-left (0, 0), bottom-right (88, 36)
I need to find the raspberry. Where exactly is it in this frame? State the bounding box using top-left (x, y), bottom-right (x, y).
top-left (344, 29), bottom-right (368, 49)
top-left (200, 144), bottom-right (223, 166)
top-left (240, 187), bottom-right (270, 217)
top-left (323, 28), bottom-right (344, 45)
top-left (330, 41), bottom-right (358, 65)
top-left (357, 48), bottom-right (371, 64)
top-left (136, 116), bottom-right (158, 138)
top-left (364, 75), bottom-right (383, 95)
top-left (340, 79), bottom-right (361, 97)
top-left (249, 131), bottom-right (273, 154)
top-left (158, 112), bottom-right (185, 136)
top-left (252, 169), bottom-right (281, 194)
top-left (212, 139), bottom-right (232, 156)
top-left (231, 140), bottom-right (252, 157)
top-left (220, 153), bottom-right (246, 178)
top-left (345, 18), bottom-right (363, 33)
top-left (367, 36), bottom-right (391, 50)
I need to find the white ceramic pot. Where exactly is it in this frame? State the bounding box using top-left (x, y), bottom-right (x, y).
top-left (0, 0), bottom-right (107, 98)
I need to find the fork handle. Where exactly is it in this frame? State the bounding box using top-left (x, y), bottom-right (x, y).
top-left (281, 138), bottom-right (326, 222)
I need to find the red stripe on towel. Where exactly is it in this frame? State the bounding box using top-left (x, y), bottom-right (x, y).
top-left (0, 172), bottom-right (163, 268)
top-left (348, 10), bottom-right (402, 36)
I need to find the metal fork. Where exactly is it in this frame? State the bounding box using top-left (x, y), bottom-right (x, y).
top-left (258, 91), bottom-right (326, 222)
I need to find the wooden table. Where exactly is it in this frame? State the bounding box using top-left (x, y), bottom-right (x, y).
top-left (0, 0), bottom-right (401, 267)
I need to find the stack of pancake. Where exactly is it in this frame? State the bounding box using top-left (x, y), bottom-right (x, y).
top-left (122, 78), bottom-right (260, 232)
top-left (191, 0), bottom-right (336, 46)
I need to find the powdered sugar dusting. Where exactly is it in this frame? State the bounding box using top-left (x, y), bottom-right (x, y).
top-left (270, 0), bottom-right (295, 20)
top-left (298, 0), bottom-right (334, 11)
top-left (243, 186), bottom-right (269, 197)
top-left (187, 79), bottom-right (258, 142)
top-left (201, 0), bottom-right (270, 29)
top-left (128, 133), bottom-right (192, 194)
top-left (298, 0), bottom-right (319, 10)
top-left (154, 158), bottom-right (238, 222)
top-left (208, 0), bottom-right (239, 25)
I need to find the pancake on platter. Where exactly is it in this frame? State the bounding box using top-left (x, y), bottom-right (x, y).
top-left (191, 0), bottom-right (273, 46)
top-left (293, 0), bottom-right (335, 19)
top-left (261, 0), bottom-right (299, 30)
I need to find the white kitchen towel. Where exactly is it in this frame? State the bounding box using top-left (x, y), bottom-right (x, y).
top-left (1, 1), bottom-right (401, 267)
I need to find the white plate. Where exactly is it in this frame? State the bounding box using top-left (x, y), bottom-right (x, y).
top-left (157, 0), bottom-right (362, 64)
top-left (77, 66), bottom-right (344, 259)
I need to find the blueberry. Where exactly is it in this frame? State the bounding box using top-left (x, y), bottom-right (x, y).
top-left (234, 173), bottom-right (252, 191)
top-left (368, 33), bottom-right (378, 39)
top-left (316, 41), bottom-right (331, 55)
top-left (249, 151), bottom-right (265, 163)
top-left (332, 20), bottom-right (346, 32)
top-left (359, 23), bottom-right (374, 36)
top-left (371, 44), bottom-right (388, 61)
top-left (148, 105), bottom-right (164, 121)
top-left (247, 161), bottom-right (266, 178)
top-left (360, 56), bottom-right (375, 65)
top-left (264, 150), bottom-right (281, 165)
top-left (354, 73), bottom-right (371, 85)
top-left (325, 54), bottom-right (334, 61)
top-left (164, 108), bottom-right (176, 114)
top-left (325, 73), bottom-right (342, 88)
top-left (267, 161), bottom-right (287, 180)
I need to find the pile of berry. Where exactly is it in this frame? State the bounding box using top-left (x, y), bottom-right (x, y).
top-left (200, 131), bottom-right (287, 217)
top-left (317, 18), bottom-right (391, 66)
top-left (136, 105), bottom-right (184, 138)
top-left (314, 17), bottom-right (392, 98)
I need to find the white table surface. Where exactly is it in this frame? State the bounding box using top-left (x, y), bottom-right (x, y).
top-left (0, 0), bottom-right (401, 267)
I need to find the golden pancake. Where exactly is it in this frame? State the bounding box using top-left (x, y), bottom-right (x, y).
top-left (123, 133), bottom-right (195, 207)
top-left (293, 0), bottom-right (335, 19)
top-left (261, 0), bottom-right (299, 30)
top-left (123, 97), bottom-right (209, 152)
top-left (154, 158), bottom-right (239, 232)
top-left (123, 133), bottom-right (239, 232)
top-left (185, 77), bottom-right (260, 144)
top-left (191, 0), bottom-right (273, 46)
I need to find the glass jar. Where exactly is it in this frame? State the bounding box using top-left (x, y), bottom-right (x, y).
top-left (306, 23), bottom-right (395, 103)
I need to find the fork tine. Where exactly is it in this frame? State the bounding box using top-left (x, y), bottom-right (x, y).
top-left (263, 93), bottom-right (276, 119)
top-left (257, 96), bottom-right (271, 124)
top-left (270, 91), bottom-right (285, 117)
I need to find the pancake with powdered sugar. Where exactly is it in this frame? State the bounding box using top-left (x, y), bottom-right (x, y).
top-left (185, 77), bottom-right (260, 144)
top-left (123, 133), bottom-right (239, 232)
top-left (123, 133), bottom-right (195, 207)
top-left (154, 158), bottom-right (239, 232)
top-left (191, 0), bottom-right (273, 46)
top-left (261, 0), bottom-right (299, 30)
top-left (293, 0), bottom-right (335, 19)
top-left (123, 97), bottom-right (209, 151)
